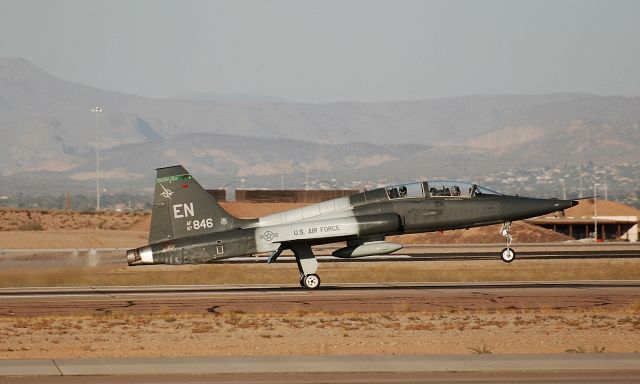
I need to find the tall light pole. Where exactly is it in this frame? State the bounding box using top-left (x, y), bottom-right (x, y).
top-left (91, 106), bottom-right (102, 211)
top-left (593, 183), bottom-right (599, 241)
top-left (578, 164), bottom-right (583, 198)
top-left (604, 168), bottom-right (608, 201)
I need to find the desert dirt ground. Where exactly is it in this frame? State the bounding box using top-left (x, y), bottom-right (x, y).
top-left (1, 305), bottom-right (639, 359)
top-left (0, 206), bottom-right (638, 359)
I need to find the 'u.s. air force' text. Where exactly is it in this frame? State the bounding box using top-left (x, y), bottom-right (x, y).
top-left (293, 225), bottom-right (341, 236)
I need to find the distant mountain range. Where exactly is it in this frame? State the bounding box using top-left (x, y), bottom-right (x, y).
top-left (171, 92), bottom-right (288, 103)
top-left (1, 57), bottom-right (639, 195)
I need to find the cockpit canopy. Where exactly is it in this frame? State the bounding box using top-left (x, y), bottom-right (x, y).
top-left (427, 181), bottom-right (502, 198)
top-left (385, 181), bottom-right (502, 200)
top-left (385, 182), bottom-right (424, 199)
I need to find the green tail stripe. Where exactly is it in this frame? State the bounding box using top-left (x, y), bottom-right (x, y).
top-left (156, 174), bottom-right (192, 183)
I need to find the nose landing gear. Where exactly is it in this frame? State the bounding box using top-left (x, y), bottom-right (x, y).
top-left (500, 221), bottom-right (516, 263)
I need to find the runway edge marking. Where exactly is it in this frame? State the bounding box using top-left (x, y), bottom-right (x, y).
top-left (1, 354), bottom-right (640, 376)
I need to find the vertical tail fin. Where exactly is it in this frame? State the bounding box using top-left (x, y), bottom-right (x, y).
top-left (149, 165), bottom-right (247, 243)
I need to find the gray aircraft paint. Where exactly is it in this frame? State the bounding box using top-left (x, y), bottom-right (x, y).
top-left (254, 216), bottom-right (359, 253)
top-left (127, 165), bottom-right (577, 289)
top-left (254, 213), bottom-right (401, 253)
top-left (250, 195), bottom-right (360, 253)
top-left (254, 197), bottom-right (353, 227)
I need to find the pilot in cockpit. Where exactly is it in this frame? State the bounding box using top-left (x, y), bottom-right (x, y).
top-left (470, 185), bottom-right (482, 197)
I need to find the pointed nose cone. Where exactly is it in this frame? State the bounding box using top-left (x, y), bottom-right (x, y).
top-left (540, 199), bottom-right (574, 214)
top-left (502, 197), bottom-right (578, 221)
top-left (552, 199), bottom-right (578, 211)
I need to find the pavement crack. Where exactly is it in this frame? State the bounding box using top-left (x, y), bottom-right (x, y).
top-left (94, 300), bottom-right (136, 315)
top-left (52, 359), bottom-right (63, 376)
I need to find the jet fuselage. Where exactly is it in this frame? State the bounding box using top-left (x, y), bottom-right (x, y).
top-left (126, 166), bottom-right (577, 289)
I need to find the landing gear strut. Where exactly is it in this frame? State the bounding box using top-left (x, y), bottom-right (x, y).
top-left (500, 221), bottom-right (516, 263)
top-left (291, 244), bottom-right (321, 290)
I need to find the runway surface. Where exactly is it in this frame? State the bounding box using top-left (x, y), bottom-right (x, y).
top-left (1, 354), bottom-right (639, 383)
top-left (2, 242), bottom-right (639, 268)
top-left (1, 281), bottom-right (638, 316)
top-left (2, 280), bottom-right (639, 383)
top-left (2, 373), bottom-right (638, 384)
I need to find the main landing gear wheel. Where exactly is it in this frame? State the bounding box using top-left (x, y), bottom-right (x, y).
top-left (500, 247), bottom-right (516, 263)
top-left (302, 274), bottom-right (321, 290)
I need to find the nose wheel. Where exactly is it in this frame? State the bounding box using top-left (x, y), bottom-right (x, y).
top-left (500, 247), bottom-right (516, 263)
top-left (500, 222), bottom-right (516, 263)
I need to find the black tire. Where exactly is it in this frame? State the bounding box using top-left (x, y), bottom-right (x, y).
top-left (302, 274), bottom-right (321, 289)
top-left (500, 247), bottom-right (516, 263)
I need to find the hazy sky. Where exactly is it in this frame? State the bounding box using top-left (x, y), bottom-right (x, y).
top-left (1, 0), bottom-right (639, 102)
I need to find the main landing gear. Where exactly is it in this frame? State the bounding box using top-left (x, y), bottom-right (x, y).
top-left (500, 221), bottom-right (516, 263)
top-left (300, 274), bottom-right (321, 289)
top-left (268, 244), bottom-right (322, 289)
top-left (291, 244), bottom-right (321, 290)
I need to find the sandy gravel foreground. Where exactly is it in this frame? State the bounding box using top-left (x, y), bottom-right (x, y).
top-left (1, 307), bottom-right (639, 359)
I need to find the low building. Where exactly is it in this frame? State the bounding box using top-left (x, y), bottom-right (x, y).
top-left (526, 199), bottom-right (639, 242)
top-left (235, 189), bottom-right (358, 203)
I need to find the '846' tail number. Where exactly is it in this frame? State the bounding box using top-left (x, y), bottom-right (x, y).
top-left (186, 218), bottom-right (214, 231)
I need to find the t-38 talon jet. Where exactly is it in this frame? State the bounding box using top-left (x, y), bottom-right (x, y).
top-left (126, 165), bottom-right (578, 289)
